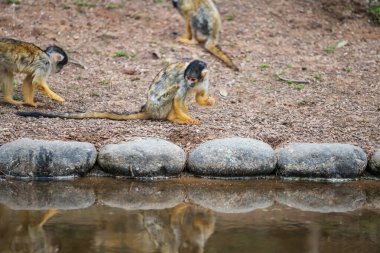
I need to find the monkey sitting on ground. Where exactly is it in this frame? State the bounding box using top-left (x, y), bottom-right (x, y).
top-left (172, 0), bottom-right (239, 71)
top-left (17, 60), bottom-right (215, 124)
top-left (0, 38), bottom-right (68, 107)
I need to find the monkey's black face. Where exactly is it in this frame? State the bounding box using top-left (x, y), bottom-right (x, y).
top-left (45, 45), bottom-right (68, 73)
top-left (184, 60), bottom-right (207, 87)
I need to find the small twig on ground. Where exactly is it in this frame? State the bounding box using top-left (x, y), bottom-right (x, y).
top-left (276, 72), bottom-right (310, 84)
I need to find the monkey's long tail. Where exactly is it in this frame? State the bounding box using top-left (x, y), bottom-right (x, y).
top-left (204, 42), bottom-right (239, 71)
top-left (16, 111), bottom-right (149, 120)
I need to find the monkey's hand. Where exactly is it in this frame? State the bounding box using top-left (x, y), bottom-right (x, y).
top-left (204, 96), bottom-right (215, 106)
top-left (196, 94), bottom-right (215, 107)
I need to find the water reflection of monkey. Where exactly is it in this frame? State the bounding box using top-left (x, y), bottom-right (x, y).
top-left (94, 203), bottom-right (215, 253)
top-left (0, 205), bottom-right (58, 253)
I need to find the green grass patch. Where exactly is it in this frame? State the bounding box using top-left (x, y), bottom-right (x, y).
top-left (90, 91), bottom-right (101, 97)
top-left (75, 1), bottom-right (96, 7)
top-left (6, 0), bottom-right (20, 4)
top-left (292, 84), bottom-right (304, 91)
top-left (369, 4), bottom-right (380, 23)
top-left (259, 64), bottom-right (270, 71)
top-left (226, 13), bottom-right (236, 21)
top-left (314, 74), bottom-right (322, 81)
top-left (324, 45), bottom-right (336, 53)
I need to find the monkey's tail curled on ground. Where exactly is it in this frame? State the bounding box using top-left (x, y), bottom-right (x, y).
top-left (204, 42), bottom-right (239, 71)
top-left (16, 111), bottom-right (149, 120)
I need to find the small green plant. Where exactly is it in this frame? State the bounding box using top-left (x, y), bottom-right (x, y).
top-left (90, 91), bottom-right (101, 97)
top-left (105, 3), bottom-right (122, 10)
top-left (153, 0), bottom-right (163, 3)
top-left (76, 1), bottom-right (96, 7)
top-left (113, 50), bottom-right (136, 59)
top-left (292, 84), bottom-right (304, 91)
top-left (314, 74), bottom-right (322, 81)
top-left (369, 4), bottom-right (380, 23)
top-left (6, 0), bottom-right (20, 4)
top-left (113, 50), bottom-right (128, 57)
top-left (325, 45), bottom-right (336, 53)
top-left (229, 43), bottom-right (237, 48)
top-left (259, 64), bottom-right (270, 71)
top-left (342, 66), bottom-right (352, 73)
top-left (12, 80), bottom-right (17, 87)
top-left (226, 13), bottom-right (236, 21)
top-left (99, 80), bottom-right (109, 86)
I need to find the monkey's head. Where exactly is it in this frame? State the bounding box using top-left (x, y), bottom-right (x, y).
top-left (184, 60), bottom-right (208, 87)
top-left (172, 0), bottom-right (179, 9)
top-left (44, 46), bottom-right (68, 73)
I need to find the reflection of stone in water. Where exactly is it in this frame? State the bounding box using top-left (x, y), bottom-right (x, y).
top-left (0, 181), bottom-right (95, 210)
top-left (276, 183), bottom-right (366, 213)
top-left (93, 203), bottom-right (215, 253)
top-left (0, 204), bottom-right (58, 253)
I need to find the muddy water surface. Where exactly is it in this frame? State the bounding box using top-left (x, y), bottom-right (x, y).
top-left (0, 177), bottom-right (379, 253)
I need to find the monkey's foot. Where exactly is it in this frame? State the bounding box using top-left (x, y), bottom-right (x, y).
top-left (3, 98), bottom-right (24, 107)
top-left (176, 37), bottom-right (199, 45)
top-left (24, 101), bottom-right (45, 107)
top-left (169, 117), bottom-right (200, 125)
top-left (52, 96), bottom-right (65, 105)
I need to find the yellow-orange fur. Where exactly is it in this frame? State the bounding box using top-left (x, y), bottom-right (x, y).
top-left (173, 0), bottom-right (239, 71)
top-left (0, 38), bottom-right (68, 107)
top-left (17, 60), bottom-right (215, 124)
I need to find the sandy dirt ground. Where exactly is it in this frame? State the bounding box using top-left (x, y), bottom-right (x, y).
top-left (0, 0), bottom-right (379, 155)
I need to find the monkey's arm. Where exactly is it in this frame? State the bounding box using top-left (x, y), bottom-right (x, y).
top-left (32, 76), bottom-right (64, 105)
top-left (196, 90), bottom-right (215, 106)
top-left (167, 94), bottom-right (199, 124)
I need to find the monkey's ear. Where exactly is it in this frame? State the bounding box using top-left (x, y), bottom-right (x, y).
top-left (201, 69), bottom-right (209, 79)
top-left (50, 52), bottom-right (65, 63)
top-left (45, 45), bottom-right (68, 72)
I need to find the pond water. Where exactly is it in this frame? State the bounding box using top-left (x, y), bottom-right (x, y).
top-left (0, 177), bottom-right (379, 253)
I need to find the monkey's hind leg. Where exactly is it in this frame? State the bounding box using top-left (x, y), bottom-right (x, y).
top-left (22, 75), bottom-right (44, 107)
top-left (32, 78), bottom-right (65, 104)
top-left (204, 41), bottom-right (239, 71)
top-left (1, 69), bottom-right (23, 106)
top-left (176, 17), bottom-right (199, 45)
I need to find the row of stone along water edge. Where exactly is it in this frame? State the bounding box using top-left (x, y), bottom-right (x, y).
top-left (0, 137), bottom-right (379, 179)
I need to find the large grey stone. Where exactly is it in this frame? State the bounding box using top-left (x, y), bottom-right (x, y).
top-left (97, 138), bottom-right (186, 177)
top-left (0, 180), bottom-right (96, 210)
top-left (188, 137), bottom-right (276, 177)
top-left (368, 149), bottom-right (380, 175)
top-left (277, 143), bottom-right (367, 178)
top-left (0, 138), bottom-right (97, 178)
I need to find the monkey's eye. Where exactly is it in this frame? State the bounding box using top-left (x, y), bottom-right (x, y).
top-left (187, 77), bottom-right (198, 83)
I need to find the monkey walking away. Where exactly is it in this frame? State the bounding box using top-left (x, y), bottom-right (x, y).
top-left (0, 38), bottom-right (68, 107)
top-left (172, 0), bottom-right (239, 71)
top-left (17, 60), bottom-right (215, 124)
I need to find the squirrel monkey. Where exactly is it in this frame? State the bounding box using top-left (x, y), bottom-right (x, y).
top-left (172, 0), bottom-right (239, 71)
top-left (17, 60), bottom-right (215, 124)
top-left (0, 38), bottom-right (68, 107)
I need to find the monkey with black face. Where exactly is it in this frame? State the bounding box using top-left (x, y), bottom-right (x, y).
top-left (0, 38), bottom-right (68, 107)
top-left (17, 60), bottom-right (215, 124)
top-left (172, 0), bottom-right (239, 71)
